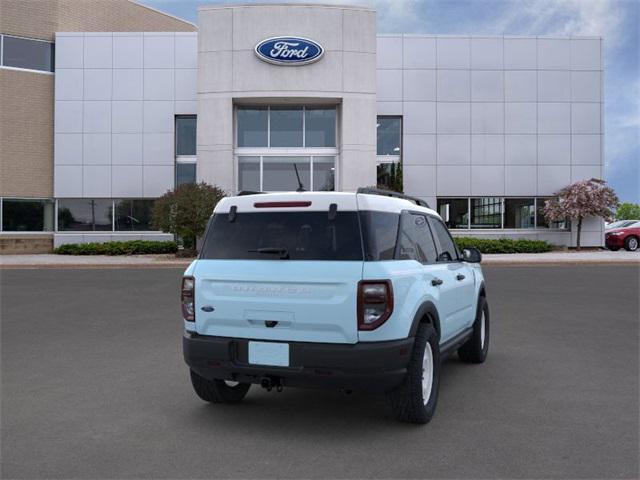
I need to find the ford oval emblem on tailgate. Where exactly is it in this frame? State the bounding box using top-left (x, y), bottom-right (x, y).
top-left (201, 305), bottom-right (215, 312)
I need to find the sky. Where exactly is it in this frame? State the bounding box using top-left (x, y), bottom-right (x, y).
top-left (141, 0), bottom-right (639, 203)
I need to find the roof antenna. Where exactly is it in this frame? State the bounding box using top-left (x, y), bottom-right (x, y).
top-left (293, 163), bottom-right (305, 192)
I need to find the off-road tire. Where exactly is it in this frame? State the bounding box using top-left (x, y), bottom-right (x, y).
top-left (190, 370), bottom-right (251, 404)
top-left (624, 236), bottom-right (638, 252)
top-left (387, 322), bottom-right (440, 424)
top-left (458, 296), bottom-right (489, 363)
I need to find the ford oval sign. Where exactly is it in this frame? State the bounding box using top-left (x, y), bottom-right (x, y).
top-left (255, 37), bottom-right (324, 66)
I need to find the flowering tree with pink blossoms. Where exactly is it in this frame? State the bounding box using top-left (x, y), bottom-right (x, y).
top-left (543, 178), bottom-right (619, 250)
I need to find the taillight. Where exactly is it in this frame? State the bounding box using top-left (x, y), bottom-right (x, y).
top-left (357, 280), bottom-right (393, 330)
top-left (181, 276), bottom-right (195, 322)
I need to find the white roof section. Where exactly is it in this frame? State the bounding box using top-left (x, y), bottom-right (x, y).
top-left (214, 191), bottom-right (440, 217)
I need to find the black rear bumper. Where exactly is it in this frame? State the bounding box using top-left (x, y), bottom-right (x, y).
top-left (183, 332), bottom-right (414, 393)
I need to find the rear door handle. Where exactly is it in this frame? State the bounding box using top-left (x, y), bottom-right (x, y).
top-left (431, 278), bottom-right (443, 286)
top-left (456, 274), bottom-right (466, 281)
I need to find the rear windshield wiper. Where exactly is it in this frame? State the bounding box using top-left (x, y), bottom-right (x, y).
top-left (248, 247), bottom-right (290, 259)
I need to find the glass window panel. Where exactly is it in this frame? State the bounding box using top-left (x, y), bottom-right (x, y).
top-left (237, 107), bottom-right (268, 147)
top-left (397, 213), bottom-right (438, 263)
top-left (312, 157), bottom-right (335, 191)
top-left (536, 197), bottom-right (569, 229)
top-left (377, 161), bottom-right (403, 192)
top-left (359, 211), bottom-right (400, 261)
top-left (270, 107), bottom-right (303, 147)
top-left (263, 156), bottom-right (310, 191)
top-left (114, 199), bottom-right (155, 231)
top-left (437, 198), bottom-right (469, 229)
top-left (504, 198), bottom-right (535, 229)
top-left (176, 163), bottom-right (196, 187)
top-left (238, 156), bottom-right (260, 192)
top-left (2, 199), bottom-right (54, 231)
top-left (305, 107), bottom-right (336, 147)
top-left (377, 117), bottom-right (401, 156)
top-left (2, 36), bottom-right (54, 72)
top-left (201, 211), bottom-right (363, 261)
top-left (176, 116), bottom-right (196, 155)
top-left (57, 199), bottom-right (112, 231)
top-left (471, 197), bottom-right (502, 229)
top-left (428, 217), bottom-right (460, 262)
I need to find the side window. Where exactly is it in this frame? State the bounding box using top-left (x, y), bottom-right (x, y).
top-left (428, 217), bottom-right (459, 262)
top-left (359, 211), bottom-right (400, 261)
top-left (397, 212), bottom-right (438, 264)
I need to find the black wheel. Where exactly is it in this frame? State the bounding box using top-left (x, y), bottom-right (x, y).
top-left (608, 246), bottom-right (620, 251)
top-left (624, 236), bottom-right (639, 251)
top-left (387, 322), bottom-right (440, 424)
top-left (190, 370), bottom-right (251, 404)
top-left (458, 296), bottom-right (489, 363)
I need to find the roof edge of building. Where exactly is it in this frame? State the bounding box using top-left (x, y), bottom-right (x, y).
top-left (129, 0), bottom-right (198, 30)
top-left (198, 2), bottom-right (375, 12)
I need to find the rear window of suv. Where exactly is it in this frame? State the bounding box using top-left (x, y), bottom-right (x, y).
top-left (200, 211), bottom-right (363, 261)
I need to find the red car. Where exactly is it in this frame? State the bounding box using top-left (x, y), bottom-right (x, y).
top-left (605, 221), bottom-right (640, 251)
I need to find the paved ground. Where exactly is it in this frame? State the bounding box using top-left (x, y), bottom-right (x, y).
top-left (1, 266), bottom-right (638, 479)
top-left (1, 249), bottom-right (639, 268)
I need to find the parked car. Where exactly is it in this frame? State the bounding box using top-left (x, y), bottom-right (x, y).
top-left (605, 220), bottom-right (639, 230)
top-left (605, 222), bottom-right (640, 251)
top-left (181, 189), bottom-right (489, 424)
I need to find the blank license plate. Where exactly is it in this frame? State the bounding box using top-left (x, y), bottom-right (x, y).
top-left (248, 341), bottom-right (289, 367)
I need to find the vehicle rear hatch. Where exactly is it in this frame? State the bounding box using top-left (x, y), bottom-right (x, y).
top-left (193, 193), bottom-right (363, 344)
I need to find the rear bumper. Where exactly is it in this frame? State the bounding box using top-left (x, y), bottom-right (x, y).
top-left (183, 332), bottom-right (414, 393)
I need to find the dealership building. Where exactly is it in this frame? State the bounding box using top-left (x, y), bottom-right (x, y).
top-left (0, 1), bottom-right (604, 252)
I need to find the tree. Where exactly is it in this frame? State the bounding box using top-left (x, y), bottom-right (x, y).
top-left (152, 182), bottom-right (226, 251)
top-left (616, 202), bottom-right (640, 220)
top-left (543, 178), bottom-right (619, 250)
top-left (377, 162), bottom-right (403, 193)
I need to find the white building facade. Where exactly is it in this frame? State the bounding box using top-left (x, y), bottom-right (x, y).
top-left (51, 3), bottom-right (604, 247)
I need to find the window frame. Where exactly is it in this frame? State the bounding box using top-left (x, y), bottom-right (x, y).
top-left (0, 197), bottom-right (55, 232)
top-left (235, 105), bottom-right (339, 193)
top-left (175, 115), bottom-right (197, 186)
top-left (51, 199), bottom-right (163, 233)
top-left (0, 34), bottom-right (55, 75)
top-left (238, 154), bottom-right (336, 192)
top-left (435, 197), bottom-right (570, 231)
top-left (376, 116), bottom-right (403, 191)
top-left (235, 105), bottom-right (338, 149)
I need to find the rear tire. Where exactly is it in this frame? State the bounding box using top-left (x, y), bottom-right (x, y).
top-left (624, 236), bottom-right (638, 252)
top-left (458, 296), bottom-right (489, 364)
top-left (190, 370), bottom-right (251, 404)
top-left (387, 322), bottom-right (440, 424)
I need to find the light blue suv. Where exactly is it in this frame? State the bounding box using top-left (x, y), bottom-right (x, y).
top-left (182, 189), bottom-right (489, 424)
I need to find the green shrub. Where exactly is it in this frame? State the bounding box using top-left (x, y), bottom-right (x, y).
top-left (54, 240), bottom-right (178, 256)
top-left (454, 237), bottom-right (553, 254)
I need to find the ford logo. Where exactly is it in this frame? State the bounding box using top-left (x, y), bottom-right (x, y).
top-left (255, 36), bottom-right (324, 66)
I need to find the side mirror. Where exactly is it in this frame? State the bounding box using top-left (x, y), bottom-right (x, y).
top-left (462, 247), bottom-right (482, 263)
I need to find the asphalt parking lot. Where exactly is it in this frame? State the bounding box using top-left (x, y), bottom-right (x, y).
top-left (1, 265), bottom-right (638, 479)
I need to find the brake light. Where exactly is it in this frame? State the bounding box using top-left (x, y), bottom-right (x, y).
top-left (181, 276), bottom-right (195, 322)
top-left (357, 280), bottom-right (393, 330)
top-left (254, 201), bottom-right (312, 208)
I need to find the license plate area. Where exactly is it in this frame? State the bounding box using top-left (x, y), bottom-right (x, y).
top-left (248, 341), bottom-right (290, 367)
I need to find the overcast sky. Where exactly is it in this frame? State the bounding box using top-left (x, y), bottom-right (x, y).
top-left (141, 0), bottom-right (639, 203)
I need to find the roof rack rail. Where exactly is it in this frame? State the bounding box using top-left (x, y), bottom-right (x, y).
top-left (237, 190), bottom-right (266, 196)
top-left (356, 187), bottom-right (430, 209)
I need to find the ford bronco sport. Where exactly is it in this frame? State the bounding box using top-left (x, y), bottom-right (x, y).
top-left (182, 189), bottom-right (489, 424)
